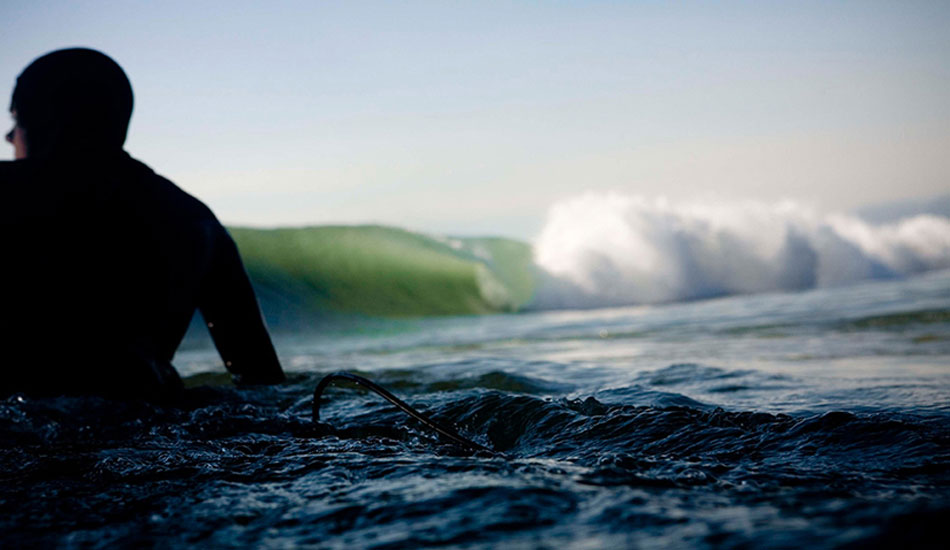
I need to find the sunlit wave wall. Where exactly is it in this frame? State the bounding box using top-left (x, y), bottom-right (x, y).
top-left (532, 193), bottom-right (950, 309)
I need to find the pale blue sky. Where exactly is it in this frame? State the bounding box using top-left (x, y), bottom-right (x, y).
top-left (3, 1), bottom-right (949, 238)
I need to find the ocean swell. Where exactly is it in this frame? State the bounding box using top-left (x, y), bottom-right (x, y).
top-left (532, 193), bottom-right (950, 308)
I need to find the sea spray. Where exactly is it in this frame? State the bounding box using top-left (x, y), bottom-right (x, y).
top-left (532, 193), bottom-right (950, 308)
top-left (216, 207), bottom-right (949, 319)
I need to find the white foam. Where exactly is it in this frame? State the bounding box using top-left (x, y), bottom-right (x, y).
top-left (532, 193), bottom-right (950, 308)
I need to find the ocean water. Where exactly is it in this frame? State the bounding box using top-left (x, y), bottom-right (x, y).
top-left (2, 269), bottom-right (949, 548)
top-left (226, 195), bottom-right (950, 321)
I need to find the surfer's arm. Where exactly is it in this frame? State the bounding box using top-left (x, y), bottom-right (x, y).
top-left (197, 227), bottom-right (285, 385)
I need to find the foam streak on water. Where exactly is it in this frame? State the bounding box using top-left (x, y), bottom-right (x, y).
top-left (2, 271), bottom-right (949, 548)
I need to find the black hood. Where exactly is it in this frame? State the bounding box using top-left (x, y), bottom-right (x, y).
top-left (10, 48), bottom-right (133, 159)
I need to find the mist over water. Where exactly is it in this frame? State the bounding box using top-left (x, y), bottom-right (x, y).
top-left (533, 193), bottom-right (950, 309)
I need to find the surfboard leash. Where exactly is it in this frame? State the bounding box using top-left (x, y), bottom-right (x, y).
top-left (312, 371), bottom-right (493, 453)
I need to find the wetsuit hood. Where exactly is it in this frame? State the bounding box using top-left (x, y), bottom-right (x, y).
top-left (10, 48), bottom-right (133, 159)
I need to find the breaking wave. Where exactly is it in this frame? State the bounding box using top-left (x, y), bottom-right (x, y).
top-left (532, 193), bottom-right (950, 308)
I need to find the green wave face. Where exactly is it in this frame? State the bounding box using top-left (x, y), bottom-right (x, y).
top-left (229, 225), bottom-right (536, 320)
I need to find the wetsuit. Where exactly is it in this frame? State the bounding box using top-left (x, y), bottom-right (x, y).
top-left (0, 153), bottom-right (285, 400)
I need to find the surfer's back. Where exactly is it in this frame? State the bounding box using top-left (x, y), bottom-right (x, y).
top-left (0, 154), bottom-right (234, 398)
top-left (1, 47), bottom-right (284, 400)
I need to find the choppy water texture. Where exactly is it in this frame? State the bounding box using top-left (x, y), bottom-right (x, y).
top-left (2, 271), bottom-right (950, 548)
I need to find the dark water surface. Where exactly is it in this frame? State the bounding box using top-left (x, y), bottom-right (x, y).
top-left (2, 271), bottom-right (949, 548)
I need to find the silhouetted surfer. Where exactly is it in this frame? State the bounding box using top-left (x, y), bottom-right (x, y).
top-left (0, 48), bottom-right (285, 401)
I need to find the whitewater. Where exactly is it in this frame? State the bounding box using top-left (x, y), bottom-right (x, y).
top-left (533, 193), bottom-right (950, 309)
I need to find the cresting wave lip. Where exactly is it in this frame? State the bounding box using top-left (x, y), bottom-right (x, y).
top-left (532, 193), bottom-right (950, 309)
top-left (227, 225), bottom-right (536, 322)
top-left (214, 197), bottom-right (949, 321)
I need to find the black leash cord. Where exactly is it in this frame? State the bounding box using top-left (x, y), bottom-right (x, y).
top-left (313, 371), bottom-right (492, 453)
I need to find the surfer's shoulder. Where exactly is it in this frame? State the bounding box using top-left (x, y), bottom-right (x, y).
top-left (0, 160), bottom-right (51, 206)
top-left (0, 159), bottom-right (33, 181)
top-left (122, 155), bottom-right (217, 221)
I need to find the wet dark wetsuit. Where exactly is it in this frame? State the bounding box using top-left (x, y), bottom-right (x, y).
top-left (0, 153), bottom-right (285, 400)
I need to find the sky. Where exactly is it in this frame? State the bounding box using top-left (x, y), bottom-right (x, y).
top-left (2, 1), bottom-right (949, 239)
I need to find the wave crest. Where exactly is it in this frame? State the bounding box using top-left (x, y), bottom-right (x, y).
top-left (532, 194), bottom-right (950, 308)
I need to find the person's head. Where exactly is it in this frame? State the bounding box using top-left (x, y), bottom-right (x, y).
top-left (8, 48), bottom-right (133, 159)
